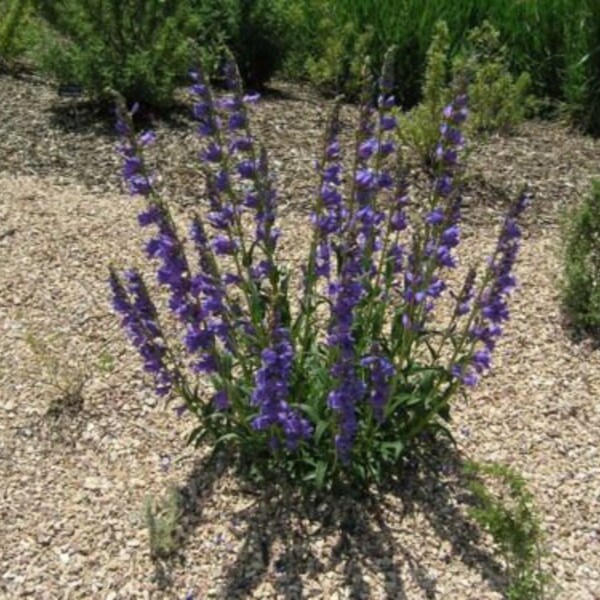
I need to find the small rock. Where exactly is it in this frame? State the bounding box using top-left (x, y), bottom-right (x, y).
top-left (83, 476), bottom-right (109, 491)
top-left (144, 396), bottom-right (157, 408)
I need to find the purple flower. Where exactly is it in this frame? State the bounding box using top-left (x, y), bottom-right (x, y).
top-left (243, 92), bottom-right (261, 103)
top-left (436, 175), bottom-right (453, 197)
top-left (217, 96), bottom-right (241, 111)
top-left (380, 114), bottom-right (397, 131)
top-left (378, 171), bottom-right (394, 189)
top-left (358, 138), bottom-right (378, 160)
top-left (379, 140), bottom-right (395, 156)
top-left (324, 164), bottom-right (342, 185)
top-left (426, 207), bottom-right (445, 226)
top-left (441, 225), bottom-right (460, 247)
top-left (440, 124), bottom-right (464, 147)
top-left (212, 235), bottom-right (237, 256)
top-left (356, 169), bottom-right (377, 190)
top-left (229, 136), bottom-right (253, 153)
top-left (212, 390), bottom-right (230, 411)
top-left (128, 174), bottom-right (152, 196)
top-left (472, 349), bottom-right (491, 373)
top-left (237, 159), bottom-right (256, 179)
top-left (326, 141), bottom-right (341, 159)
top-left (326, 245), bottom-right (368, 461)
top-left (123, 156), bottom-right (142, 178)
top-left (475, 191), bottom-right (531, 337)
top-left (138, 130), bottom-right (156, 146)
top-left (202, 142), bottom-right (222, 163)
top-left (228, 113), bottom-right (246, 130)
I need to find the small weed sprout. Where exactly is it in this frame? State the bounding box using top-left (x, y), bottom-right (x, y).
top-left (452, 21), bottom-right (534, 135)
top-left (464, 461), bottom-right (551, 600)
top-left (97, 348), bottom-right (116, 374)
top-left (23, 331), bottom-right (88, 419)
top-left (145, 487), bottom-right (183, 560)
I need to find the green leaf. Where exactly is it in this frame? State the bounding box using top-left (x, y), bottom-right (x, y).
top-left (315, 460), bottom-right (327, 489)
top-left (428, 421), bottom-right (456, 446)
top-left (380, 440), bottom-right (404, 461)
top-left (187, 426), bottom-right (210, 447)
top-left (215, 432), bottom-right (240, 446)
top-left (314, 419), bottom-right (329, 444)
top-left (297, 402), bottom-right (321, 423)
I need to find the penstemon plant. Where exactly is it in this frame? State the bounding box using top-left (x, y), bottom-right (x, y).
top-left (109, 52), bottom-right (530, 491)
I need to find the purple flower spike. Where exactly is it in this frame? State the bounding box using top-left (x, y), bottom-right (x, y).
top-left (426, 207), bottom-right (445, 226)
top-left (251, 328), bottom-right (312, 450)
top-left (109, 268), bottom-right (175, 396)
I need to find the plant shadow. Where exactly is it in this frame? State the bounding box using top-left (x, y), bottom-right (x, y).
top-left (157, 442), bottom-right (509, 598)
top-left (46, 96), bottom-right (195, 136)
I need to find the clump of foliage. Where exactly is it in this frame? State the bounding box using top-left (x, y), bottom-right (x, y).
top-left (32, 0), bottom-right (202, 108)
top-left (0, 0), bottom-right (32, 70)
top-left (283, 0), bottom-right (600, 136)
top-left (563, 180), bottom-right (600, 335)
top-left (191, 0), bottom-right (291, 90)
top-left (452, 21), bottom-right (533, 134)
top-left (399, 20), bottom-right (533, 165)
top-left (306, 22), bottom-right (373, 98)
top-left (109, 54), bottom-right (529, 492)
top-left (145, 487), bottom-right (183, 559)
top-left (464, 461), bottom-right (550, 600)
top-left (292, 0), bottom-right (373, 99)
top-left (31, 0), bottom-right (291, 107)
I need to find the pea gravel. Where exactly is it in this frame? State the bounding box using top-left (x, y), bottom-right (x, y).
top-left (0, 73), bottom-right (599, 599)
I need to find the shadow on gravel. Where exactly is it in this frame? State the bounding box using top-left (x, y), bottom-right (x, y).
top-left (149, 449), bottom-right (231, 590)
top-left (47, 99), bottom-right (195, 135)
top-left (155, 443), bottom-right (508, 599)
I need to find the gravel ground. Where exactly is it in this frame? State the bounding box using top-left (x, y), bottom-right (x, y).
top-left (0, 74), bottom-right (599, 599)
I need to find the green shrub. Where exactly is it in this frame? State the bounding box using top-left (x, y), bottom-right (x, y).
top-left (306, 24), bottom-right (372, 98)
top-left (563, 180), bottom-right (600, 335)
top-left (33, 0), bottom-right (203, 108)
top-left (191, 0), bottom-right (291, 90)
top-left (398, 20), bottom-right (533, 165)
top-left (0, 0), bottom-right (32, 69)
top-left (32, 0), bottom-right (290, 107)
top-left (282, 0), bottom-right (368, 97)
top-left (452, 21), bottom-right (534, 134)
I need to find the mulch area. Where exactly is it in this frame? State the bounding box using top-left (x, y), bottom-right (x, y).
top-left (0, 72), bottom-right (599, 599)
